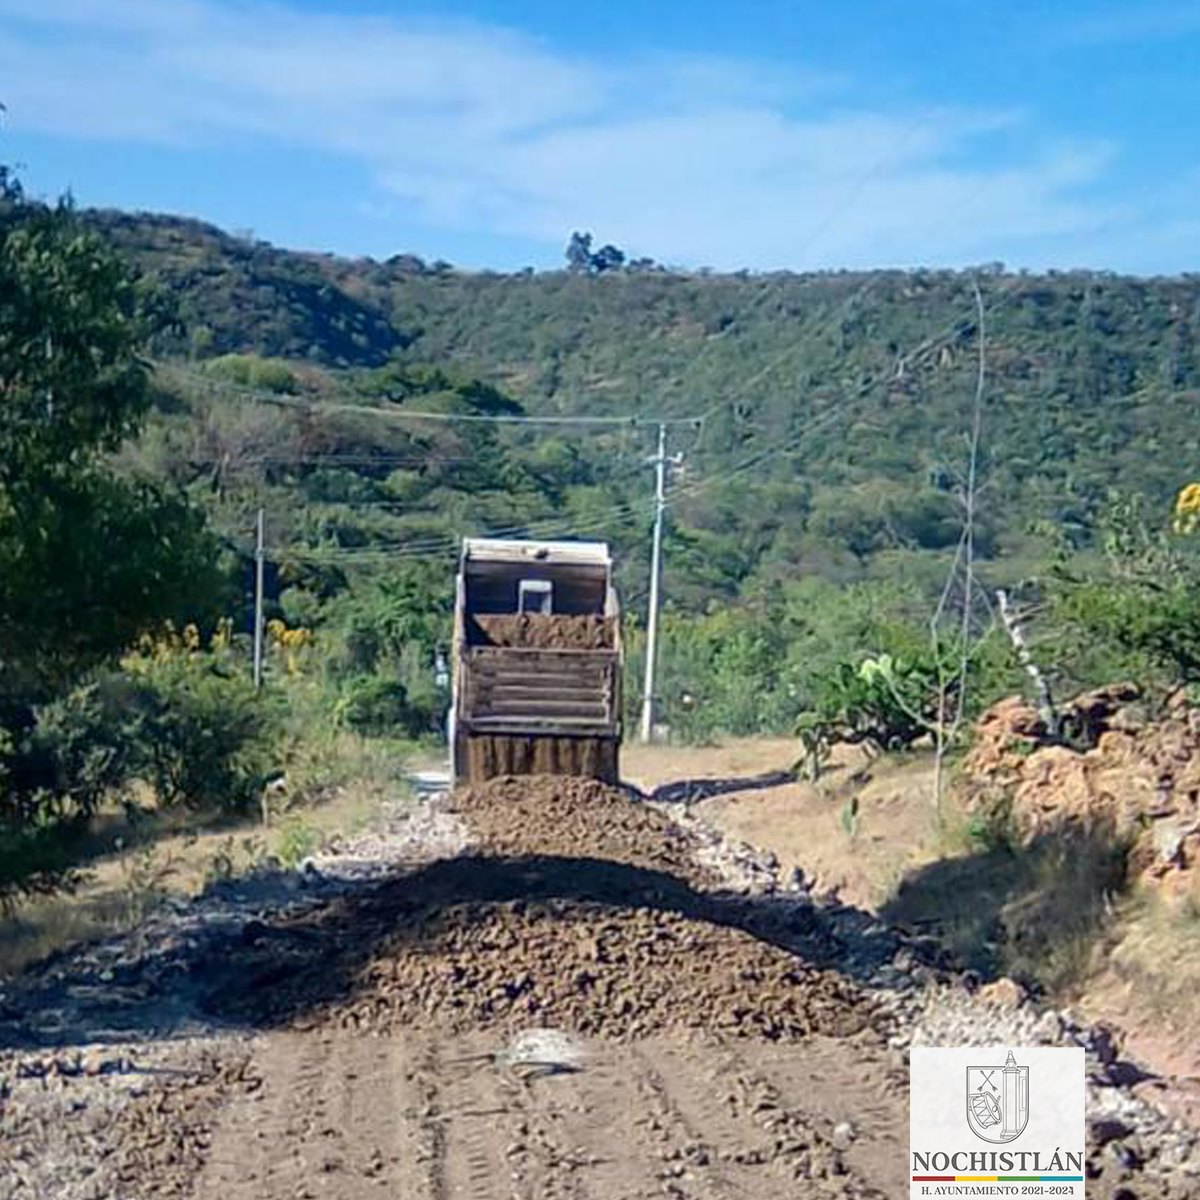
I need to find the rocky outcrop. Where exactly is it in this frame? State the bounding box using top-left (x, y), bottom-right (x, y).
top-left (964, 686), bottom-right (1200, 905)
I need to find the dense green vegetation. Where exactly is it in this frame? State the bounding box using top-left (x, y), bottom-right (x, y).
top-left (5, 186), bottom-right (1200, 900)
top-left (95, 210), bottom-right (1200, 729)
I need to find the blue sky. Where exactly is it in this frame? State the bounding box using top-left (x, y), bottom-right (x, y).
top-left (1, 0), bottom-right (1197, 273)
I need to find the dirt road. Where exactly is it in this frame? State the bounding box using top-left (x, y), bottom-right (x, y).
top-left (2, 771), bottom-right (1197, 1199)
top-left (182, 1029), bottom-right (901, 1200)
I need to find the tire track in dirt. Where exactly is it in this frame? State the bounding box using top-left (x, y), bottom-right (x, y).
top-left (195, 1032), bottom-right (413, 1200)
top-left (697, 1041), bottom-right (890, 1198)
top-left (431, 1041), bottom-right (527, 1200)
top-left (501, 1061), bottom-right (608, 1200)
top-left (399, 1038), bottom-right (449, 1200)
top-left (736, 1037), bottom-right (907, 1194)
top-left (626, 1043), bottom-right (742, 1200)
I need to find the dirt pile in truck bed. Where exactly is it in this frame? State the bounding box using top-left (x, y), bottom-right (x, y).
top-left (464, 734), bottom-right (618, 783)
top-left (472, 613), bottom-right (615, 649)
top-left (450, 774), bottom-right (713, 885)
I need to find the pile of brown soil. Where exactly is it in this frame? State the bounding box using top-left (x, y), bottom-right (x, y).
top-left (333, 898), bottom-right (872, 1041)
top-left (207, 776), bottom-right (880, 1043)
top-left (473, 613), bottom-right (615, 649)
top-left (318, 778), bottom-right (873, 1040)
top-left (450, 774), bottom-right (712, 885)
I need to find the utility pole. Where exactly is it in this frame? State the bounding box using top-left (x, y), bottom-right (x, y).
top-left (640, 423), bottom-right (675, 743)
top-left (253, 507), bottom-right (265, 690)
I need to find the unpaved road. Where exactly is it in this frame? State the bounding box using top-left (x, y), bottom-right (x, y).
top-left (188, 1029), bottom-right (900, 1200)
top-left (2, 773), bottom-right (1199, 1199)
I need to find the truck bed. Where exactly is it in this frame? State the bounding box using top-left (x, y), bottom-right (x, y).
top-left (458, 645), bottom-right (620, 736)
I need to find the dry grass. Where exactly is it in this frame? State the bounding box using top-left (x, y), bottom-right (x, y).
top-left (884, 814), bottom-right (1131, 993)
top-left (0, 748), bottom-right (406, 979)
top-left (1102, 892), bottom-right (1200, 1023)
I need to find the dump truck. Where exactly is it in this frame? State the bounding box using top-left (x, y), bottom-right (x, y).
top-left (450, 537), bottom-right (622, 785)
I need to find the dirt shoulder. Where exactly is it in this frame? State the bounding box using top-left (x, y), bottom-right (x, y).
top-left (636, 730), bottom-right (1200, 1132)
top-left (625, 737), bottom-right (942, 908)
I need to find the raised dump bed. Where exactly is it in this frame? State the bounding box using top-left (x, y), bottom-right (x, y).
top-left (451, 540), bottom-right (622, 784)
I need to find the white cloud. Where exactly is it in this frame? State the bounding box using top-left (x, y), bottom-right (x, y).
top-left (0, 0), bottom-right (1143, 269)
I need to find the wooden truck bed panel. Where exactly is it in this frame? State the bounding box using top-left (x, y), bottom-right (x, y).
top-left (460, 646), bottom-right (619, 735)
top-left (461, 733), bottom-right (619, 784)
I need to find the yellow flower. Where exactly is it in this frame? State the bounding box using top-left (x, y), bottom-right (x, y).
top-left (1174, 483), bottom-right (1200, 533)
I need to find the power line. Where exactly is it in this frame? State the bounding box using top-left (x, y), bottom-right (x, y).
top-left (184, 454), bottom-right (479, 467)
top-left (227, 279), bottom-right (1026, 570)
top-left (670, 277), bottom-right (1027, 507)
top-left (163, 365), bottom-right (707, 429)
top-left (687, 277), bottom-right (880, 436)
top-left (266, 494), bottom-right (656, 564)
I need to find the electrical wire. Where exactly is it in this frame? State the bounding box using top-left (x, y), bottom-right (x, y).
top-left (268, 492), bottom-right (656, 564)
top-left (164, 365), bottom-right (707, 428)
top-left (669, 276), bottom-right (1027, 507)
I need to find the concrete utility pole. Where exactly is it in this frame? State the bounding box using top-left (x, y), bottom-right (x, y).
top-left (640, 423), bottom-right (679, 743)
top-left (253, 507), bottom-right (265, 690)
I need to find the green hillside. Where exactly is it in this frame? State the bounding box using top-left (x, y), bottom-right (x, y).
top-left (100, 211), bottom-right (1200, 594)
top-left (86, 210), bottom-right (1200, 741)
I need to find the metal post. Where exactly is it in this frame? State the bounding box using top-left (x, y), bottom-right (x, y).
top-left (253, 507), bottom-right (265, 689)
top-left (640, 423), bottom-right (667, 743)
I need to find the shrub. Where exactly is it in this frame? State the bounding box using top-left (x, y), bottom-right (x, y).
top-left (1056, 580), bottom-right (1200, 683)
top-left (125, 641), bottom-right (284, 813)
top-left (1048, 491), bottom-right (1200, 687)
top-left (203, 353), bottom-right (299, 394)
top-left (337, 676), bottom-right (425, 738)
top-left (17, 674), bottom-right (148, 819)
top-left (793, 631), bottom-right (1015, 778)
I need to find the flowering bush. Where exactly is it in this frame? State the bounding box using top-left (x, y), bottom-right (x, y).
top-left (121, 622), bottom-right (284, 812)
top-left (1053, 489), bottom-right (1200, 686)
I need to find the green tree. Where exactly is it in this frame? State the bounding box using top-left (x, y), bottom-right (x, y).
top-left (0, 178), bottom-right (224, 702)
top-left (565, 231), bottom-right (593, 273)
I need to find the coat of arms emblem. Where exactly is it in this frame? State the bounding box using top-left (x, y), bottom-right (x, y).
top-left (966, 1051), bottom-right (1029, 1142)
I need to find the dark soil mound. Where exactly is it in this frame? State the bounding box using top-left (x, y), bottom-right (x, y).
top-left (204, 777), bottom-right (880, 1044)
top-left (450, 775), bottom-right (711, 886)
top-left (336, 898), bottom-right (871, 1041)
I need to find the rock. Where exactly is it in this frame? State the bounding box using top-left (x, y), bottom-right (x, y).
top-left (1103, 1061), bottom-right (1157, 1088)
top-left (1110, 704), bottom-right (1149, 734)
top-left (832, 1120), bottom-right (856, 1149)
top-left (81, 1049), bottom-right (108, 1077)
top-left (1086, 1025), bottom-right (1121, 1065)
top-left (1034, 1009), bottom-right (1063, 1042)
top-left (1096, 730), bottom-right (1137, 758)
top-left (239, 919), bottom-right (269, 944)
top-left (1089, 1117), bottom-right (1135, 1145)
top-left (1109, 1141), bottom-right (1144, 1170)
top-left (977, 978), bottom-right (1026, 1009)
